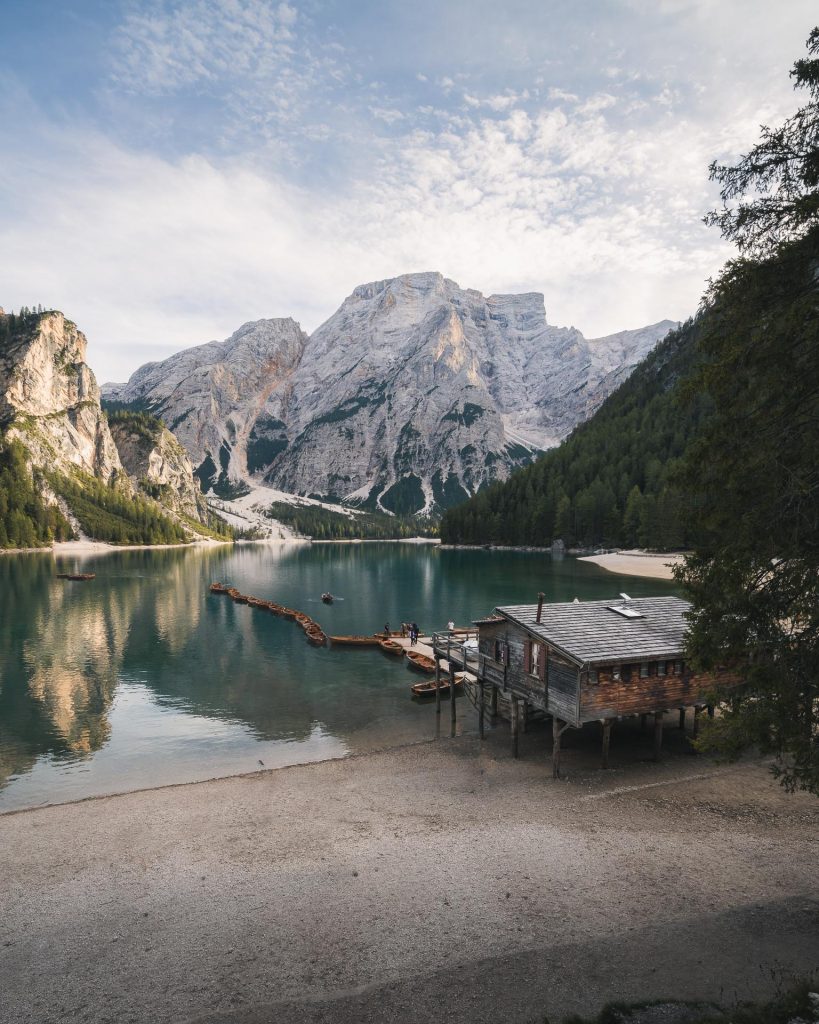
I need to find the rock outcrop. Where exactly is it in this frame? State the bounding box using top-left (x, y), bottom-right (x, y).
top-left (107, 414), bottom-right (207, 522)
top-left (104, 273), bottom-right (678, 513)
top-left (0, 311), bottom-right (124, 482)
top-left (103, 318), bottom-right (307, 498)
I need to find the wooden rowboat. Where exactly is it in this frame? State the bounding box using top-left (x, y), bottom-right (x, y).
top-left (405, 650), bottom-right (436, 673)
top-left (329, 635), bottom-right (383, 646)
top-left (379, 638), bottom-right (404, 656)
top-left (56, 572), bottom-right (96, 581)
top-left (410, 676), bottom-right (462, 698)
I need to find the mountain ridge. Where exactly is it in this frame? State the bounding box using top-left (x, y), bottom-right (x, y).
top-left (103, 272), bottom-right (677, 514)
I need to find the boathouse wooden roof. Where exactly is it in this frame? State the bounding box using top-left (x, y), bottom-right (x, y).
top-left (491, 596), bottom-right (691, 667)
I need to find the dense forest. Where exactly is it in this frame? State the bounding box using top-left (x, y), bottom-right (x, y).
top-left (439, 318), bottom-right (710, 549)
top-left (265, 502), bottom-right (438, 540)
top-left (0, 440), bottom-right (72, 548)
top-left (46, 470), bottom-right (189, 545)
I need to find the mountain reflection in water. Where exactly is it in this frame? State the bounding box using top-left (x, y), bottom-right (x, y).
top-left (0, 543), bottom-right (678, 809)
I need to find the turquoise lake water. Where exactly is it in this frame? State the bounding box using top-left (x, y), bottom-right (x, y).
top-left (0, 543), bottom-right (678, 810)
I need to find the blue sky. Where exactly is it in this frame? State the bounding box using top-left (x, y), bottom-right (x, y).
top-left (1, 0), bottom-right (816, 381)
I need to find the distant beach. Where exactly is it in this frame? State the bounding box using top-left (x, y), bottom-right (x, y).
top-left (579, 549), bottom-right (684, 580)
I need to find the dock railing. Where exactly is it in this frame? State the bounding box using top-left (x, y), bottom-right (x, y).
top-left (430, 629), bottom-right (479, 672)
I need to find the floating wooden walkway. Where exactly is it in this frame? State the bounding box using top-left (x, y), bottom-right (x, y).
top-left (209, 582), bottom-right (328, 646)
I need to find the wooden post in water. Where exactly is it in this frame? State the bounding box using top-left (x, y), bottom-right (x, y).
top-left (552, 717), bottom-right (563, 779)
top-left (678, 707), bottom-right (686, 730)
top-left (601, 719), bottom-right (612, 769)
top-left (449, 657), bottom-right (457, 738)
top-left (653, 711), bottom-right (664, 761)
top-left (521, 700), bottom-right (528, 734)
top-left (478, 679), bottom-right (485, 739)
top-left (510, 694), bottom-right (519, 758)
top-left (434, 654), bottom-right (442, 718)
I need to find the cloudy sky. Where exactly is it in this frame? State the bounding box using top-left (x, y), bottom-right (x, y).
top-left (1, 1), bottom-right (815, 381)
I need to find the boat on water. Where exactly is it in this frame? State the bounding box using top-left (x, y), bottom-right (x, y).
top-left (410, 676), bottom-right (463, 698)
top-left (56, 572), bottom-right (95, 581)
top-left (379, 638), bottom-right (404, 656)
top-left (328, 635), bottom-right (383, 646)
top-left (405, 650), bottom-right (436, 673)
top-left (321, 593), bottom-right (334, 604)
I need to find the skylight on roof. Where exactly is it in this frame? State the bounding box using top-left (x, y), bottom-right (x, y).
top-left (607, 605), bottom-right (645, 619)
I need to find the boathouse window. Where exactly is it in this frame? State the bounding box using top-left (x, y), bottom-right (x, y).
top-left (524, 640), bottom-right (546, 680)
top-left (494, 639), bottom-right (509, 666)
top-left (588, 668), bottom-right (599, 685)
top-left (657, 661), bottom-right (667, 676)
top-left (640, 663), bottom-right (649, 679)
top-left (621, 664), bottom-right (633, 682)
top-left (612, 666), bottom-right (621, 681)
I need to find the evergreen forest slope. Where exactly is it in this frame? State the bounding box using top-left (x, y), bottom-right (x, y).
top-left (439, 318), bottom-right (711, 550)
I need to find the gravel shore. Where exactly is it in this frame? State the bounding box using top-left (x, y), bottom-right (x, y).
top-left (1, 724), bottom-right (817, 1024)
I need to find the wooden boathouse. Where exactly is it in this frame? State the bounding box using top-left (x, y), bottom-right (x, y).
top-left (433, 594), bottom-right (740, 777)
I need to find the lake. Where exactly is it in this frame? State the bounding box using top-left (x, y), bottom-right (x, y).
top-left (0, 542), bottom-right (678, 811)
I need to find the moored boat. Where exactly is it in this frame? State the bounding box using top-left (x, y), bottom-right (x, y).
top-left (56, 572), bottom-right (96, 581)
top-left (329, 635), bottom-right (382, 646)
top-left (379, 638), bottom-right (404, 656)
top-left (405, 650), bottom-right (435, 673)
top-left (410, 676), bottom-right (463, 698)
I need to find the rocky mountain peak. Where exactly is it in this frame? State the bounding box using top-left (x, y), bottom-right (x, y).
top-left (103, 276), bottom-right (678, 513)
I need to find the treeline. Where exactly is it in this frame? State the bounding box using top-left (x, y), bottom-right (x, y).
top-left (0, 306), bottom-right (48, 345)
top-left (440, 319), bottom-right (711, 550)
top-left (47, 471), bottom-right (188, 545)
top-left (265, 502), bottom-right (438, 540)
top-left (0, 440), bottom-right (72, 548)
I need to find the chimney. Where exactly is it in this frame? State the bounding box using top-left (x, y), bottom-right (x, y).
top-left (536, 592), bottom-right (545, 623)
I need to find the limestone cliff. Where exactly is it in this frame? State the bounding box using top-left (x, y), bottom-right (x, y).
top-left (0, 310), bottom-right (124, 481)
top-left (108, 414), bottom-right (207, 523)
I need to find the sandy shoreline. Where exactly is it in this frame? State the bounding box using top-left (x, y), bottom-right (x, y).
top-left (2, 725), bottom-right (816, 1024)
top-left (579, 549), bottom-right (685, 580)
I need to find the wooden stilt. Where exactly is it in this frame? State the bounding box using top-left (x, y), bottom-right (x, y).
top-left (678, 707), bottom-right (686, 730)
top-left (521, 701), bottom-right (528, 734)
top-left (490, 684), bottom-right (498, 718)
top-left (552, 716), bottom-right (563, 779)
top-left (449, 660), bottom-right (457, 738)
top-left (601, 719), bottom-right (612, 769)
top-left (692, 705), bottom-right (701, 739)
top-left (510, 694), bottom-right (519, 758)
top-left (434, 657), bottom-right (442, 717)
top-left (478, 679), bottom-right (485, 739)
top-left (640, 713), bottom-right (648, 732)
top-left (653, 711), bottom-right (664, 761)
top-left (707, 704), bottom-right (715, 719)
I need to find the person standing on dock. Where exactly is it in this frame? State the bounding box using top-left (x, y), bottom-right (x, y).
top-left (447, 620), bottom-right (455, 633)
top-left (410, 622), bottom-right (419, 646)
top-left (384, 622), bottom-right (391, 637)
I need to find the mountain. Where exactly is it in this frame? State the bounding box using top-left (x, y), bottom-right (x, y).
top-left (439, 317), bottom-right (712, 550)
top-left (1, 309), bottom-right (123, 483)
top-left (0, 308), bottom-right (212, 546)
top-left (103, 272), bottom-right (677, 514)
top-left (107, 411), bottom-right (209, 523)
top-left (103, 318), bottom-right (307, 498)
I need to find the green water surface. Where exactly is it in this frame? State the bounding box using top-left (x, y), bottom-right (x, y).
top-left (0, 542), bottom-right (678, 810)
